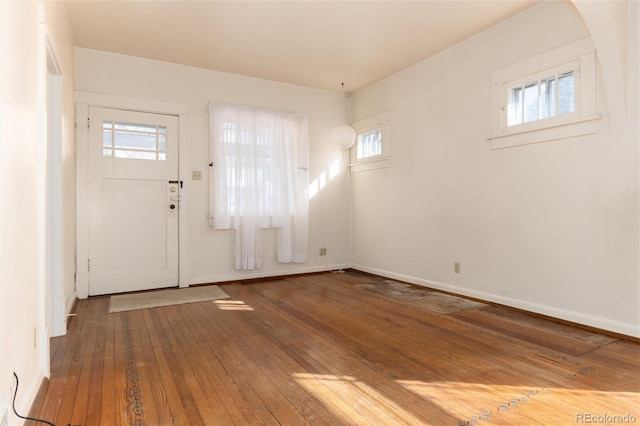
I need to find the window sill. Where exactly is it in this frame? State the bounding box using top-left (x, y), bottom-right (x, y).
top-left (349, 157), bottom-right (391, 173)
top-left (487, 115), bottom-right (600, 150)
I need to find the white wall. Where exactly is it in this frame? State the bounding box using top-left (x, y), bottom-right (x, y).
top-left (1, 1), bottom-right (43, 421)
top-left (350, 1), bottom-right (639, 337)
top-left (0, 2), bottom-right (75, 420)
top-left (75, 48), bottom-right (351, 287)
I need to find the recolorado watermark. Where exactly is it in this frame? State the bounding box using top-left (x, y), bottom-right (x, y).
top-left (576, 413), bottom-right (637, 424)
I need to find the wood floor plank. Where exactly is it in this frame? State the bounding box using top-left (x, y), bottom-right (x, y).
top-left (123, 309), bottom-right (156, 426)
top-left (143, 308), bottom-right (195, 425)
top-left (97, 299), bottom-right (115, 426)
top-left (85, 298), bottom-right (107, 424)
top-left (185, 301), bottom-right (268, 425)
top-left (32, 299), bottom-right (89, 425)
top-left (133, 311), bottom-right (159, 425)
top-left (223, 283), bottom-right (462, 424)
top-left (30, 271), bottom-right (640, 425)
top-left (219, 284), bottom-right (409, 425)
top-left (59, 292), bottom-right (98, 425)
top-left (109, 311), bottom-right (129, 426)
top-left (190, 300), bottom-right (306, 425)
top-left (168, 305), bottom-right (244, 424)
top-left (137, 309), bottom-right (172, 426)
top-left (580, 340), bottom-right (640, 391)
top-left (203, 312), bottom-right (335, 424)
top-left (261, 279), bottom-right (560, 388)
top-left (154, 306), bottom-right (217, 425)
top-left (72, 297), bottom-right (107, 425)
top-left (451, 309), bottom-right (602, 356)
top-left (329, 278), bottom-right (590, 374)
top-left (477, 305), bottom-right (619, 346)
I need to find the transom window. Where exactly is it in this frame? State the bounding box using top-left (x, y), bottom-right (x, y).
top-left (356, 127), bottom-right (383, 160)
top-left (349, 111), bottom-right (390, 172)
top-left (489, 38), bottom-right (598, 149)
top-left (102, 120), bottom-right (167, 160)
top-left (508, 68), bottom-right (576, 127)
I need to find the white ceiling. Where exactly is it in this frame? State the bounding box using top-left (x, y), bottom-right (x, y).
top-left (64, 0), bottom-right (539, 93)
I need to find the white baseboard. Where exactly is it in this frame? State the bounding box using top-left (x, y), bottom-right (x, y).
top-left (66, 291), bottom-right (77, 317)
top-left (76, 270), bottom-right (89, 299)
top-left (189, 263), bottom-right (350, 286)
top-left (14, 370), bottom-right (44, 425)
top-left (51, 291), bottom-right (77, 337)
top-left (351, 263), bottom-right (640, 339)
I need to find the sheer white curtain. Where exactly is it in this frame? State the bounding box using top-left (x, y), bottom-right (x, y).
top-left (208, 103), bottom-right (309, 270)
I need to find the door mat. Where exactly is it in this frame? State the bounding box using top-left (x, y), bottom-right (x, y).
top-left (109, 285), bottom-right (229, 313)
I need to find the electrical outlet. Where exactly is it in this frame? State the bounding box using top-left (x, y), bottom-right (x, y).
top-left (192, 170), bottom-right (202, 181)
top-left (454, 262), bottom-right (461, 273)
top-left (319, 248), bottom-right (327, 256)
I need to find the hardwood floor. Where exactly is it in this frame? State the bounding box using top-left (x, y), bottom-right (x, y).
top-left (29, 271), bottom-right (639, 425)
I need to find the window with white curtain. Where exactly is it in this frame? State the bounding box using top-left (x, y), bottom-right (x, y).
top-left (208, 103), bottom-right (309, 271)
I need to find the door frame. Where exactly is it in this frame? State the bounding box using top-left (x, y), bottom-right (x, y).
top-left (47, 67), bottom-right (64, 338)
top-left (75, 92), bottom-right (190, 299)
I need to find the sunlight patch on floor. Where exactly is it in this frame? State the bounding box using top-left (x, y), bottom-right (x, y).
top-left (213, 299), bottom-right (254, 311)
top-left (294, 373), bottom-right (441, 425)
top-left (398, 379), bottom-right (548, 422)
top-left (397, 380), bottom-right (640, 425)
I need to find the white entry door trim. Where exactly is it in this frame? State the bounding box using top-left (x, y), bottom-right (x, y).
top-left (76, 92), bottom-right (190, 299)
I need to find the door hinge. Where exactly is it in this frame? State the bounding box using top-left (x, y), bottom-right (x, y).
top-left (87, 116), bottom-right (90, 129)
top-left (87, 259), bottom-right (90, 272)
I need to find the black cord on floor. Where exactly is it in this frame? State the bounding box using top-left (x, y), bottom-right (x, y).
top-left (12, 372), bottom-right (56, 426)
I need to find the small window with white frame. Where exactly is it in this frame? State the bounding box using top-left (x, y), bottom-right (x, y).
top-left (356, 126), bottom-right (383, 160)
top-left (350, 112), bottom-right (390, 172)
top-left (507, 63), bottom-right (577, 127)
top-left (489, 38), bottom-right (599, 149)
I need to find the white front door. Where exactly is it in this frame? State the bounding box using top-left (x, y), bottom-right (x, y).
top-left (88, 107), bottom-right (179, 295)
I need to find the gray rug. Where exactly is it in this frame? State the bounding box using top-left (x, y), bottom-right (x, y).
top-left (109, 285), bottom-right (229, 313)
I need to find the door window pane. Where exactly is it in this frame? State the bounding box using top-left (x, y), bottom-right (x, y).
top-left (102, 120), bottom-right (167, 161)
